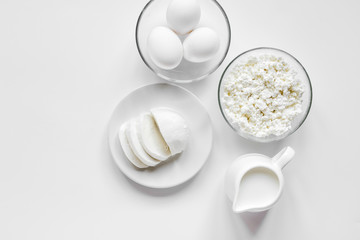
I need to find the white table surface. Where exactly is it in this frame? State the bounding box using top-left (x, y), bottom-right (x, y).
top-left (1, 0), bottom-right (359, 239)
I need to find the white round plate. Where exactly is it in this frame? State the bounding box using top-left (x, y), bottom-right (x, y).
top-left (108, 83), bottom-right (213, 188)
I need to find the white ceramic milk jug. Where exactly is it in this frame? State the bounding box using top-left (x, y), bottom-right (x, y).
top-left (225, 146), bottom-right (295, 213)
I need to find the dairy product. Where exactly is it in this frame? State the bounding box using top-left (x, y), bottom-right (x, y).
top-left (151, 107), bottom-right (190, 155)
top-left (118, 122), bottom-right (148, 169)
top-left (138, 112), bottom-right (171, 161)
top-left (119, 107), bottom-right (190, 168)
top-left (222, 55), bottom-right (304, 137)
top-left (234, 167), bottom-right (279, 211)
top-left (126, 119), bottom-right (161, 167)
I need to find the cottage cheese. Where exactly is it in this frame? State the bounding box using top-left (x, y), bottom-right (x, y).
top-left (222, 55), bottom-right (304, 138)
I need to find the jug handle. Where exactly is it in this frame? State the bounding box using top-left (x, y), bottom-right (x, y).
top-left (272, 146), bottom-right (295, 169)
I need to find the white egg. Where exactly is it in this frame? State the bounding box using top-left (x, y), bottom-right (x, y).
top-left (183, 27), bottom-right (220, 63)
top-left (166, 0), bottom-right (201, 35)
top-left (147, 26), bottom-right (183, 70)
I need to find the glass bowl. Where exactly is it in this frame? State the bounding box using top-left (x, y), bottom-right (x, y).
top-left (136, 0), bottom-right (231, 83)
top-left (218, 47), bottom-right (313, 143)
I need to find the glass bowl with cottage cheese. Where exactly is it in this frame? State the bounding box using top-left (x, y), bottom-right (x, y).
top-left (218, 47), bottom-right (312, 143)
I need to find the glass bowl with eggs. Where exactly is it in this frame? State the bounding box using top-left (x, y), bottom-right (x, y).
top-left (218, 47), bottom-right (313, 143)
top-left (136, 0), bottom-right (231, 83)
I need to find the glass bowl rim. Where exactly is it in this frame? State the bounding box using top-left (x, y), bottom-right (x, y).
top-left (135, 0), bottom-right (232, 83)
top-left (217, 47), bottom-right (313, 143)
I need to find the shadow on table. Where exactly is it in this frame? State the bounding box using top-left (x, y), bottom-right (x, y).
top-left (238, 211), bottom-right (268, 234)
top-left (125, 175), bottom-right (195, 197)
top-left (225, 195), bottom-right (269, 235)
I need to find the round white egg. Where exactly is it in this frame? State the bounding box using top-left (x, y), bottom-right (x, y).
top-left (166, 0), bottom-right (201, 35)
top-left (147, 26), bottom-right (183, 70)
top-left (183, 27), bottom-right (220, 63)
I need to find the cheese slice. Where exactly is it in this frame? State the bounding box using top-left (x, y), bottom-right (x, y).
top-left (138, 112), bottom-right (171, 161)
top-left (126, 119), bottom-right (161, 167)
top-left (118, 122), bottom-right (148, 168)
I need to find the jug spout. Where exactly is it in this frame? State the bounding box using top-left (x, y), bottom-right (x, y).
top-left (272, 146), bottom-right (295, 169)
top-left (232, 190), bottom-right (251, 213)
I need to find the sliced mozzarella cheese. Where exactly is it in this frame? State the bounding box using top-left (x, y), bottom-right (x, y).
top-left (151, 107), bottom-right (190, 155)
top-left (126, 119), bottom-right (161, 167)
top-left (118, 122), bottom-right (148, 168)
top-left (138, 112), bottom-right (171, 161)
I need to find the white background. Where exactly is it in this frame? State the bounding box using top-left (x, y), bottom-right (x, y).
top-left (0, 0), bottom-right (359, 239)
